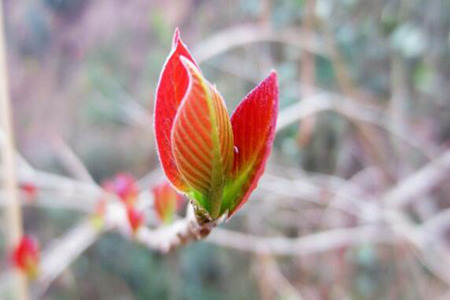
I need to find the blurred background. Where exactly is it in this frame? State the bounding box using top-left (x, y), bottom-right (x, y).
top-left (1, 0), bottom-right (450, 299)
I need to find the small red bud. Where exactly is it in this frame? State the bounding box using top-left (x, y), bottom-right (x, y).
top-left (91, 196), bottom-right (107, 229)
top-left (127, 206), bottom-right (144, 234)
top-left (12, 235), bottom-right (40, 279)
top-left (153, 181), bottom-right (184, 224)
top-left (20, 182), bottom-right (38, 201)
top-left (102, 173), bottom-right (139, 206)
top-left (95, 197), bottom-right (107, 217)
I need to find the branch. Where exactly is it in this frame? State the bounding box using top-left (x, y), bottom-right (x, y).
top-left (206, 225), bottom-right (398, 256)
top-left (34, 219), bottom-right (103, 295)
top-left (0, 190), bottom-right (96, 212)
top-left (384, 149), bottom-right (450, 208)
top-left (257, 253), bottom-right (304, 300)
top-left (0, 0), bottom-right (28, 298)
top-left (192, 25), bottom-right (326, 64)
top-left (276, 93), bottom-right (437, 160)
top-left (50, 136), bottom-right (96, 185)
top-left (135, 206), bottom-right (220, 253)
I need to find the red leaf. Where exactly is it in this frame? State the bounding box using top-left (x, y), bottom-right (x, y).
top-left (154, 28), bottom-right (199, 192)
top-left (171, 58), bottom-right (234, 218)
top-left (227, 71), bottom-right (279, 217)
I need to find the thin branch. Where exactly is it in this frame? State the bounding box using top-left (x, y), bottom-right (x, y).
top-left (35, 219), bottom-right (103, 295)
top-left (135, 205), bottom-right (220, 253)
top-left (421, 208), bottom-right (450, 237)
top-left (206, 225), bottom-right (399, 256)
top-left (51, 136), bottom-right (96, 185)
top-left (192, 25), bottom-right (326, 64)
top-left (257, 253), bottom-right (304, 300)
top-left (276, 93), bottom-right (438, 161)
top-left (0, 190), bottom-right (96, 212)
top-left (385, 149), bottom-right (450, 208)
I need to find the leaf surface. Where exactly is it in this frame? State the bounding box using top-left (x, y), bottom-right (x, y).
top-left (224, 71), bottom-right (279, 217)
top-left (154, 29), bottom-right (198, 191)
top-left (171, 58), bottom-right (234, 218)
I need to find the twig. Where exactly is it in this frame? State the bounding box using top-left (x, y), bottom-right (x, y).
top-left (135, 205), bottom-right (220, 253)
top-left (276, 93), bottom-right (438, 160)
top-left (421, 208), bottom-right (450, 237)
top-left (192, 25), bottom-right (326, 64)
top-left (206, 225), bottom-right (398, 256)
top-left (51, 136), bottom-right (96, 185)
top-left (0, 190), bottom-right (96, 212)
top-left (257, 253), bottom-right (304, 300)
top-left (35, 219), bottom-right (103, 295)
top-left (384, 149), bottom-right (450, 208)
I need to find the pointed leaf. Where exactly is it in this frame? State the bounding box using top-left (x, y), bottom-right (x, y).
top-left (224, 71), bottom-right (279, 217)
top-left (154, 29), bottom-right (199, 191)
top-left (171, 57), bottom-right (234, 218)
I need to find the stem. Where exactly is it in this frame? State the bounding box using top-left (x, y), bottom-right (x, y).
top-left (0, 2), bottom-right (29, 299)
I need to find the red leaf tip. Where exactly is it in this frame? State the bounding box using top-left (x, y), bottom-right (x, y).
top-left (172, 27), bottom-right (181, 49)
top-left (261, 70), bottom-right (278, 92)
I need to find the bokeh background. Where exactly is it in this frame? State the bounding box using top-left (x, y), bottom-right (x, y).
top-left (1, 0), bottom-right (450, 299)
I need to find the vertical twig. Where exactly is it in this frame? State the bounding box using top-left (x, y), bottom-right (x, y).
top-left (0, 2), bottom-right (29, 299)
top-left (297, 0), bottom-right (317, 148)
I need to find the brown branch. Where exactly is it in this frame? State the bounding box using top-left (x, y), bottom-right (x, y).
top-left (135, 206), bottom-right (220, 253)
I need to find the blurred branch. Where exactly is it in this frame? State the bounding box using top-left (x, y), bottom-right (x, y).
top-left (192, 25), bottom-right (326, 64)
top-left (207, 225), bottom-right (398, 256)
top-left (383, 210), bottom-right (450, 286)
top-left (384, 148), bottom-right (450, 208)
top-left (22, 170), bottom-right (101, 199)
top-left (51, 136), bottom-right (96, 185)
top-left (0, 0), bottom-right (28, 298)
top-left (0, 190), bottom-right (96, 212)
top-left (257, 253), bottom-right (304, 300)
top-left (34, 219), bottom-right (103, 296)
top-left (277, 93), bottom-right (438, 160)
top-left (421, 208), bottom-right (450, 237)
top-left (258, 174), bottom-right (370, 219)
